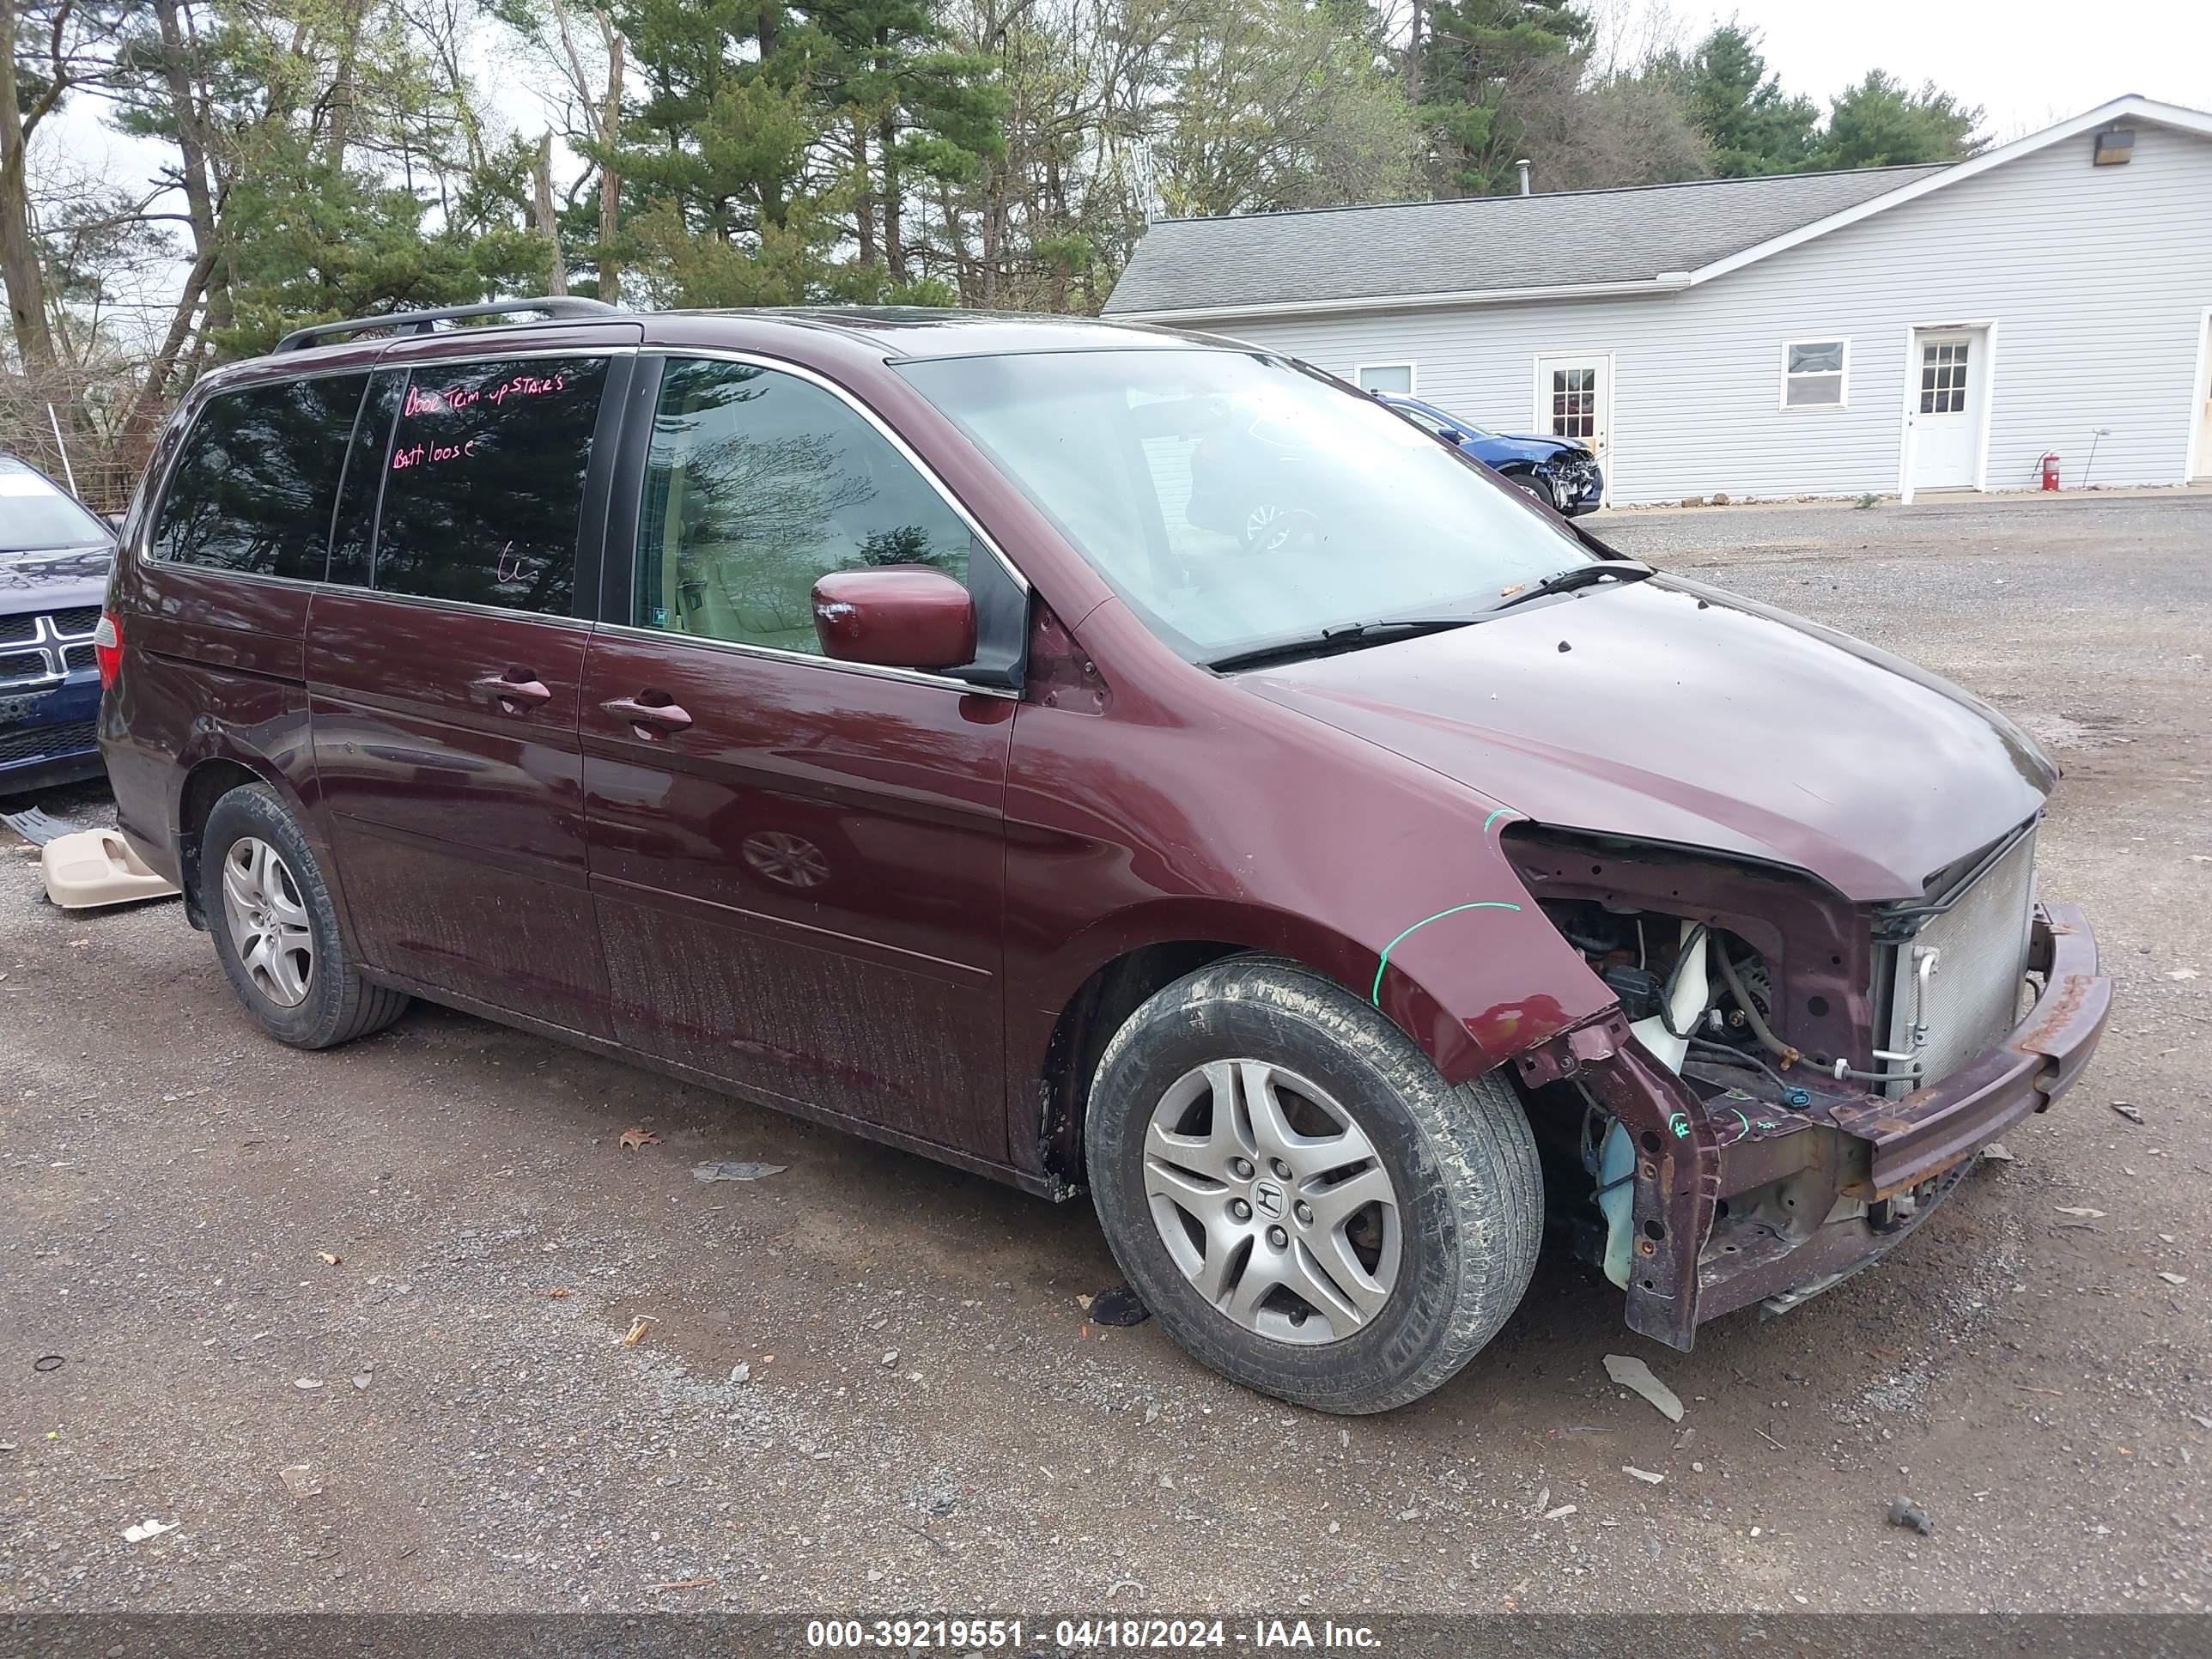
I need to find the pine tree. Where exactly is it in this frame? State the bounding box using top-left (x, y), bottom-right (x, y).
top-left (1814, 71), bottom-right (1984, 169)
top-left (810, 0), bottom-right (1000, 298)
top-left (1416, 0), bottom-right (1589, 196)
top-left (1674, 23), bottom-right (1816, 177)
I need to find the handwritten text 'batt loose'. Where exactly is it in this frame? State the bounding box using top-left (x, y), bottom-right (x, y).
top-left (391, 438), bottom-right (477, 470)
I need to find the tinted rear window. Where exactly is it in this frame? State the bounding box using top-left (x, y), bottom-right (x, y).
top-left (370, 356), bottom-right (609, 616)
top-left (152, 374), bottom-right (369, 578)
top-left (0, 458), bottom-right (109, 553)
top-left (327, 371), bottom-right (403, 589)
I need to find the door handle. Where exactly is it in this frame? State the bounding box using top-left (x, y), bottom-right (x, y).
top-left (472, 671), bottom-right (553, 713)
top-left (600, 694), bottom-right (693, 738)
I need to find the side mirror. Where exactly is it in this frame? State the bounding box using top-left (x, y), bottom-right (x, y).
top-left (811, 566), bottom-right (975, 672)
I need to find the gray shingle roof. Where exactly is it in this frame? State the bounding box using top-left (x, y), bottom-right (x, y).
top-left (1103, 165), bottom-right (1949, 316)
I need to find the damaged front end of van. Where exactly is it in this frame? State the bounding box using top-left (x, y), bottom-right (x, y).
top-left (1246, 569), bottom-right (2113, 1351)
top-left (1497, 822), bottom-right (2108, 1352)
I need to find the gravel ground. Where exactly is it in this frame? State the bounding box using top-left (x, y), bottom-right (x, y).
top-left (1, 492), bottom-right (2207, 1616)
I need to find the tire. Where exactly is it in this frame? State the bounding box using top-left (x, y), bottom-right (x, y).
top-left (1085, 956), bottom-right (1542, 1413)
top-left (200, 782), bottom-right (410, 1049)
top-left (1510, 474), bottom-right (1554, 510)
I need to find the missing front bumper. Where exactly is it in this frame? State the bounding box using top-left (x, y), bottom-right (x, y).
top-left (1519, 902), bottom-right (2111, 1348)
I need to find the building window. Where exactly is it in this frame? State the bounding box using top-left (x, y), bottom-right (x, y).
top-left (1550, 367), bottom-right (1597, 438)
top-left (1782, 338), bottom-right (1848, 408)
top-left (1918, 340), bottom-right (1970, 413)
top-left (1354, 363), bottom-right (1414, 396)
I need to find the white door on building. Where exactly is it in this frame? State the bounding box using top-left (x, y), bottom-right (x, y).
top-left (1534, 354), bottom-right (1611, 479)
top-left (1908, 331), bottom-right (1984, 490)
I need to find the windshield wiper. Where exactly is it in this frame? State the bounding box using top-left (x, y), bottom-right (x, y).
top-left (1207, 616), bottom-right (1480, 673)
top-left (1488, 559), bottom-right (1655, 612)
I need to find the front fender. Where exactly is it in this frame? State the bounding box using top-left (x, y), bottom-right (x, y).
top-left (1029, 875), bottom-right (1610, 1089)
top-left (1007, 604), bottom-right (1616, 1091)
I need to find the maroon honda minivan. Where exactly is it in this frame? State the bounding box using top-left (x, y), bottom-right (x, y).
top-left (98, 301), bottom-right (2111, 1413)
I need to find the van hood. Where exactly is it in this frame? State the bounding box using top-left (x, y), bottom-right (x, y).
top-left (1242, 574), bottom-right (2052, 902)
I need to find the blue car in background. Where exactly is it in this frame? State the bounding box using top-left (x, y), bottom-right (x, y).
top-left (1381, 395), bottom-right (1604, 516)
top-left (1, 453), bottom-right (115, 797)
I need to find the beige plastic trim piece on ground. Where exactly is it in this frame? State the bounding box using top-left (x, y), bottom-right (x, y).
top-left (40, 829), bottom-right (180, 910)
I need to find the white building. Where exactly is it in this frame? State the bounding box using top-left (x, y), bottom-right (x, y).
top-left (1102, 96), bottom-right (2212, 506)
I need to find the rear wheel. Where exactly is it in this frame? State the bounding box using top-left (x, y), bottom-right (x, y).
top-left (201, 782), bottom-right (409, 1049)
top-left (1084, 957), bottom-right (1542, 1413)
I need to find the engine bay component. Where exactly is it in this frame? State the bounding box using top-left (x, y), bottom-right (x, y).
top-left (1498, 820), bottom-right (2106, 1352)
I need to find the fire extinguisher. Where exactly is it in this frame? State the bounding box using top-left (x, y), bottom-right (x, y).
top-left (2040, 452), bottom-right (2061, 491)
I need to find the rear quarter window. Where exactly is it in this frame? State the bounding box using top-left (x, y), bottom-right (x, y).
top-left (152, 374), bottom-right (370, 578)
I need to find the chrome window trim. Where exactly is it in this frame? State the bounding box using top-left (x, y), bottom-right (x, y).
top-left (593, 616), bottom-right (1020, 700)
top-left (313, 586), bottom-right (593, 633)
top-left (140, 563), bottom-right (322, 593)
top-left (643, 346), bottom-right (1031, 597)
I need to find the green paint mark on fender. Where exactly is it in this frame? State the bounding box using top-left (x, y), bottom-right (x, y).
top-left (1482, 808), bottom-right (1514, 835)
top-left (1370, 901), bottom-right (1524, 1007)
top-left (1669, 1112), bottom-right (1691, 1139)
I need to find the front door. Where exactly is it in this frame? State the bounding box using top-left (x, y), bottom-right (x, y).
top-left (1535, 353), bottom-right (1610, 487)
top-left (582, 354), bottom-right (1015, 1159)
top-left (307, 350), bottom-right (626, 1035)
top-left (1908, 332), bottom-right (1982, 490)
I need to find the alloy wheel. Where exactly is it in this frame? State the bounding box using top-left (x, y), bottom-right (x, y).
top-left (220, 836), bottom-right (314, 1008)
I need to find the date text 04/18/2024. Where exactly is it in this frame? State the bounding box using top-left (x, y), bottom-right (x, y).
top-left (803, 1620), bottom-right (1383, 1650)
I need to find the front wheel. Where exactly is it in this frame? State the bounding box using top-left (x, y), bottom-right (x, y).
top-left (1510, 473), bottom-right (1555, 510)
top-left (1084, 957), bottom-right (1542, 1413)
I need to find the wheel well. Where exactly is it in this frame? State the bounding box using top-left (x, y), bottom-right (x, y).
top-left (1036, 940), bottom-right (1244, 1193)
top-left (175, 758), bottom-right (260, 928)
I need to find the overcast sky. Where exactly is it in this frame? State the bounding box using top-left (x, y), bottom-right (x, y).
top-left (1668, 0), bottom-right (2212, 138)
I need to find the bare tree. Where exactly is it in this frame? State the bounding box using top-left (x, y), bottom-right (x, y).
top-left (1, 0), bottom-right (125, 374)
top-left (533, 130), bottom-right (567, 293)
top-left (537, 0), bottom-right (623, 301)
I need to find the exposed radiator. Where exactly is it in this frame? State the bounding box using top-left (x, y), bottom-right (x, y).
top-left (1879, 827), bottom-right (2038, 1095)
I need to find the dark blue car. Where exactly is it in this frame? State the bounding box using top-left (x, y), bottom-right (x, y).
top-left (1381, 396), bottom-right (1604, 516)
top-left (1, 454), bottom-right (115, 796)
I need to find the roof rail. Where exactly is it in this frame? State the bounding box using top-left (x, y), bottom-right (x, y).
top-left (271, 296), bottom-right (619, 355)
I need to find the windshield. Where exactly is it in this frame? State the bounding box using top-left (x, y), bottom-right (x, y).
top-left (896, 349), bottom-right (1593, 665)
top-left (0, 459), bottom-right (108, 554)
top-left (1395, 400), bottom-right (1493, 441)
